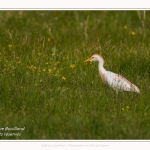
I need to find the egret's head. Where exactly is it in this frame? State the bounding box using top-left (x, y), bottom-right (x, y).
top-left (84, 54), bottom-right (104, 63)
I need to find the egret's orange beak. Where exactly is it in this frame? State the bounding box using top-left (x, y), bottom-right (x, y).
top-left (84, 57), bottom-right (93, 62)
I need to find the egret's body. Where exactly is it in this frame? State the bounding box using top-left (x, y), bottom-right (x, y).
top-left (84, 54), bottom-right (140, 94)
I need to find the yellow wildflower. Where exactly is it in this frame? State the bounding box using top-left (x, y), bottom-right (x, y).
top-left (48, 69), bottom-right (52, 73)
top-left (45, 62), bottom-right (49, 65)
top-left (126, 106), bottom-right (130, 109)
top-left (38, 52), bottom-right (42, 56)
top-left (47, 38), bottom-right (51, 42)
top-left (62, 76), bottom-right (66, 80)
top-left (124, 26), bottom-right (127, 29)
top-left (8, 44), bottom-right (13, 48)
top-left (122, 108), bottom-right (124, 111)
top-left (70, 64), bottom-right (76, 69)
top-left (43, 68), bottom-right (46, 72)
top-left (131, 31), bottom-right (135, 35)
top-left (52, 53), bottom-right (55, 56)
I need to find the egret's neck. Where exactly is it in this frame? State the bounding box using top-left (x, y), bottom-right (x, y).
top-left (98, 61), bottom-right (106, 74)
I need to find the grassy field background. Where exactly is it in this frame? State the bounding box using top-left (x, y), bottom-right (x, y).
top-left (0, 11), bottom-right (150, 139)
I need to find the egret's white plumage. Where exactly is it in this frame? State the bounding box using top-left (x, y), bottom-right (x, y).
top-left (84, 54), bottom-right (140, 94)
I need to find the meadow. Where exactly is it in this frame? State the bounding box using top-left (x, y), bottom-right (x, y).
top-left (0, 11), bottom-right (150, 139)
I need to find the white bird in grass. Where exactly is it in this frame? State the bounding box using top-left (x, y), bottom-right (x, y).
top-left (84, 54), bottom-right (140, 94)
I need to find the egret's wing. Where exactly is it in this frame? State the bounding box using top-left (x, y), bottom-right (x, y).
top-left (105, 71), bottom-right (136, 92)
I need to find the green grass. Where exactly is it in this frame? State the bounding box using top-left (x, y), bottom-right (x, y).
top-left (0, 11), bottom-right (150, 139)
